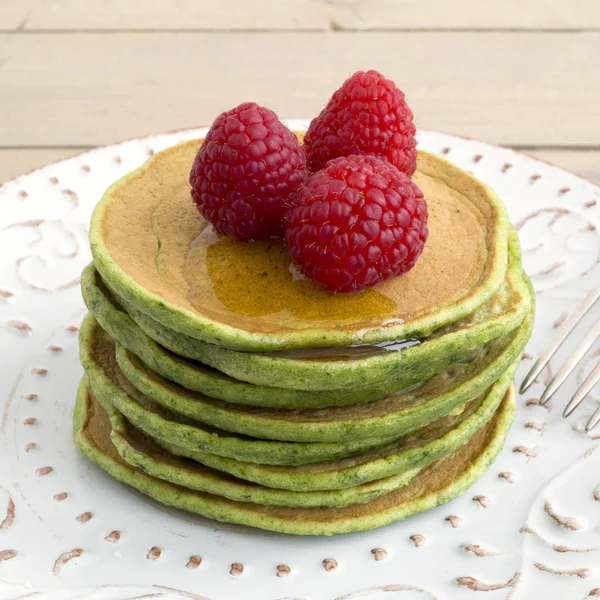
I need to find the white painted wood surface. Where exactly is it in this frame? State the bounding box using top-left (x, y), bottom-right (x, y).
top-left (0, 0), bottom-right (598, 183)
top-left (2, 0), bottom-right (600, 31)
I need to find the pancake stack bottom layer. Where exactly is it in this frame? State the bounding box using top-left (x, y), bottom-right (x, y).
top-left (74, 140), bottom-right (534, 535)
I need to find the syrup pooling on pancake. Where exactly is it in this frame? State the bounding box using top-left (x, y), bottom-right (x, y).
top-left (259, 339), bottom-right (422, 361)
top-left (181, 164), bottom-right (488, 329)
top-left (99, 141), bottom-right (499, 339)
top-left (84, 229), bottom-right (530, 397)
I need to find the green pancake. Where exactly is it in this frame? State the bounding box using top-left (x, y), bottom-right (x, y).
top-left (152, 359), bottom-right (516, 491)
top-left (89, 139), bottom-right (510, 352)
top-left (82, 265), bottom-right (425, 409)
top-left (82, 230), bottom-right (530, 404)
top-left (104, 229), bottom-right (528, 392)
top-left (80, 314), bottom-right (397, 466)
top-left (91, 385), bottom-right (422, 508)
top-left (74, 377), bottom-right (516, 535)
top-left (81, 298), bottom-right (532, 443)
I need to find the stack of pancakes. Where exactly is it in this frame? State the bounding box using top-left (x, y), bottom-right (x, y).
top-left (75, 139), bottom-right (534, 535)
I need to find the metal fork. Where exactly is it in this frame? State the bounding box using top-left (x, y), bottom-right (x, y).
top-left (520, 283), bottom-right (600, 431)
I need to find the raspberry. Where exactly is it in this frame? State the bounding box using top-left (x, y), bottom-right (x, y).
top-left (190, 102), bottom-right (308, 240)
top-left (304, 70), bottom-right (417, 175)
top-left (284, 155), bottom-right (428, 294)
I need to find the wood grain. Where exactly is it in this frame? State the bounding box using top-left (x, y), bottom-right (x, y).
top-left (1, 32), bottom-right (599, 147)
top-left (0, 149), bottom-right (82, 182)
top-left (0, 0), bottom-right (35, 30)
top-left (2, 149), bottom-right (598, 185)
top-left (2, 0), bottom-right (600, 31)
top-left (527, 150), bottom-right (600, 183)
top-left (331, 0), bottom-right (600, 31)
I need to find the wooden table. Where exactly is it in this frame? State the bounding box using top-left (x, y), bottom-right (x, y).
top-left (1, 0), bottom-right (599, 183)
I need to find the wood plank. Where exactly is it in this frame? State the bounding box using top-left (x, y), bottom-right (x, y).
top-left (0, 148), bottom-right (83, 182)
top-left (331, 0), bottom-right (600, 30)
top-left (0, 0), bottom-right (37, 31)
top-left (0, 32), bottom-right (599, 147)
top-left (1, 0), bottom-right (329, 31)
top-left (2, 148), bottom-right (599, 186)
top-left (2, 0), bottom-right (600, 31)
top-left (527, 150), bottom-right (600, 183)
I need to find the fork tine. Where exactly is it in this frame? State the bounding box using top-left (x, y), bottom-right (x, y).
top-left (586, 405), bottom-right (600, 431)
top-left (520, 282), bottom-right (600, 394)
top-left (563, 360), bottom-right (600, 417)
top-left (539, 319), bottom-right (600, 405)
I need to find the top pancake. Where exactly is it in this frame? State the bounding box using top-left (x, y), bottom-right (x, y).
top-left (90, 139), bottom-right (509, 351)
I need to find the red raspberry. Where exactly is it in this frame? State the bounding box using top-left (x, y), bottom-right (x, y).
top-left (284, 155), bottom-right (428, 294)
top-left (190, 102), bottom-right (308, 240)
top-left (304, 70), bottom-right (417, 175)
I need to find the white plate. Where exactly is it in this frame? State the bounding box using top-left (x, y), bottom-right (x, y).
top-left (1, 125), bottom-right (599, 600)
